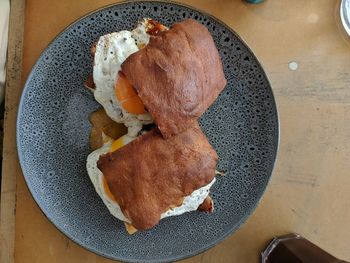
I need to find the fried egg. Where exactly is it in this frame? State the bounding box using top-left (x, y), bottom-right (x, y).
top-left (92, 19), bottom-right (161, 137)
top-left (86, 134), bottom-right (216, 229)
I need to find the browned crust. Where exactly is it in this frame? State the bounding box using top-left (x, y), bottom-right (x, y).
top-left (85, 41), bottom-right (97, 90)
top-left (97, 123), bottom-right (218, 230)
top-left (90, 42), bottom-right (97, 56)
top-left (121, 19), bottom-right (227, 138)
top-left (197, 195), bottom-right (214, 213)
top-left (146, 19), bottom-right (168, 36)
top-left (84, 74), bottom-right (95, 90)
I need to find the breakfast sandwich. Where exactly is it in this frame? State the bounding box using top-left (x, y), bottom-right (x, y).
top-left (86, 119), bottom-right (216, 233)
top-left (95, 123), bottom-right (217, 231)
top-left (87, 18), bottom-right (226, 138)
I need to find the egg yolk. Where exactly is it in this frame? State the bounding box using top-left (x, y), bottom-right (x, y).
top-left (102, 136), bottom-right (127, 201)
top-left (102, 176), bottom-right (117, 202)
top-left (115, 72), bottom-right (146, 114)
top-left (109, 136), bottom-right (126, 152)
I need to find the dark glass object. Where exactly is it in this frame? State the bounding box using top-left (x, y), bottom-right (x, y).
top-left (262, 233), bottom-right (349, 263)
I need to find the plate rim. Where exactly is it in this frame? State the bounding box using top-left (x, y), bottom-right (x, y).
top-left (16, 1), bottom-right (280, 262)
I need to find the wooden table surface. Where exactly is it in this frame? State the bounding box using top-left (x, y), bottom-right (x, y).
top-left (1, 0), bottom-right (350, 262)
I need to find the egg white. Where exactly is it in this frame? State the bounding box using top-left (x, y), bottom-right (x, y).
top-left (86, 139), bottom-right (130, 223)
top-left (92, 22), bottom-right (154, 137)
top-left (86, 137), bottom-right (215, 225)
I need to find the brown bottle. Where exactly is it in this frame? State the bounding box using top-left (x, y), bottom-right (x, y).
top-left (262, 233), bottom-right (349, 263)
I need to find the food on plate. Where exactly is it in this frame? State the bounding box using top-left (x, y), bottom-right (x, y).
top-left (121, 19), bottom-right (227, 138)
top-left (198, 196), bottom-right (214, 213)
top-left (87, 118), bottom-right (215, 234)
top-left (85, 18), bottom-right (227, 233)
top-left (96, 124), bottom-right (218, 231)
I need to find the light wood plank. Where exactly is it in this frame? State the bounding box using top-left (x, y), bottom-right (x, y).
top-left (0, 0), bottom-right (26, 263)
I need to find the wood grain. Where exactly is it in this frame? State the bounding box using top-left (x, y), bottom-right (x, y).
top-left (0, 1), bottom-right (25, 263)
top-left (2, 0), bottom-right (350, 262)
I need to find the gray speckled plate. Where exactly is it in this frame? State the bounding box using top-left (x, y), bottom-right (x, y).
top-left (17, 1), bottom-right (279, 262)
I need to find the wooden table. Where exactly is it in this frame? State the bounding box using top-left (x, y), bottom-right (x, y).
top-left (1, 0), bottom-right (350, 262)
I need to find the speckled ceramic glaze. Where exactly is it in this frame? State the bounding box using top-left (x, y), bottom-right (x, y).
top-left (17, 1), bottom-right (279, 262)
